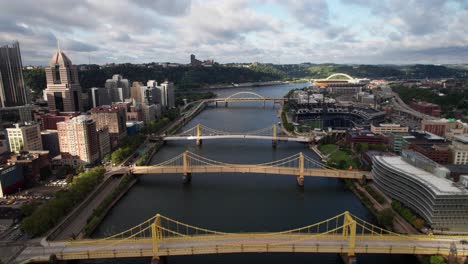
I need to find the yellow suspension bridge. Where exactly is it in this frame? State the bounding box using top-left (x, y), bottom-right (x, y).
top-left (163, 124), bottom-right (312, 146)
top-left (127, 151), bottom-right (370, 186)
top-left (17, 211), bottom-right (468, 263)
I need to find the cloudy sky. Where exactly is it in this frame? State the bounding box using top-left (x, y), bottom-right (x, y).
top-left (1, 0), bottom-right (467, 65)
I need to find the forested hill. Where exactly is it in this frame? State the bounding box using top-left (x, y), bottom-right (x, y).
top-left (23, 63), bottom-right (468, 97)
top-left (23, 64), bottom-right (285, 96)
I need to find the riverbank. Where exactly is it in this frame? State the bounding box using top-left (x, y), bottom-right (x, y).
top-left (203, 81), bottom-right (288, 90)
top-left (83, 142), bottom-right (164, 237)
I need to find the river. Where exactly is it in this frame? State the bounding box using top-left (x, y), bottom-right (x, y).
top-left (88, 83), bottom-right (416, 264)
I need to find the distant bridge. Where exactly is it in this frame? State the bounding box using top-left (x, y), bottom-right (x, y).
top-left (204, 91), bottom-right (290, 107)
top-left (163, 124), bottom-right (312, 146)
top-left (16, 211), bottom-right (468, 263)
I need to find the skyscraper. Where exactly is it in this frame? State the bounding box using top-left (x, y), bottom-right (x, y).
top-left (159, 81), bottom-right (175, 109)
top-left (57, 115), bottom-right (99, 165)
top-left (44, 49), bottom-right (83, 112)
top-left (0, 41), bottom-right (29, 107)
top-left (105, 74), bottom-right (130, 100)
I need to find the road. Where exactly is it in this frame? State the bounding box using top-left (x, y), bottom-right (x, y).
top-left (14, 235), bottom-right (468, 263)
top-left (53, 177), bottom-right (121, 240)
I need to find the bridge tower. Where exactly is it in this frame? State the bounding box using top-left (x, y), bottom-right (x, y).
top-left (341, 211), bottom-right (357, 264)
top-left (183, 151), bottom-right (192, 183)
top-left (151, 214), bottom-right (167, 264)
top-left (272, 124), bottom-right (277, 148)
top-left (297, 152), bottom-right (304, 187)
top-left (196, 124), bottom-right (202, 146)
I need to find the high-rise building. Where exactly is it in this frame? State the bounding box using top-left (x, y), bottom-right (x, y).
top-left (158, 81), bottom-right (175, 109)
top-left (0, 41), bottom-right (29, 107)
top-left (57, 115), bottom-right (99, 165)
top-left (146, 80), bottom-right (162, 105)
top-left (141, 104), bottom-right (160, 124)
top-left (130, 82), bottom-right (145, 104)
top-left (0, 105), bottom-right (33, 123)
top-left (91, 106), bottom-right (127, 147)
top-left (41, 130), bottom-right (60, 157)
top-left (43, 49), bottom-right (83, 112)
top-left (105, 74), bottom-right (130, 100)
top-left (6, 122), bottom-right (43, 153)
top-left (89, 87), bottom-right (111, 108)
top-left (97, 128), bottom-right (111, 160)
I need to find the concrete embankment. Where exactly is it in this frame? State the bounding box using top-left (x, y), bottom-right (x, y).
top-left (309, 145), bottom-right (327, 161)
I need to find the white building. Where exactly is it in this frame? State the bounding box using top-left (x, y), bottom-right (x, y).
top-left (158, 81), bottom-right (175, 109)
top-left (6, 122), bottom-right (43, 153)
top-left (450, 135), bottom-right (468, 165)
top-left (373, 151), bottom-right (468, 230)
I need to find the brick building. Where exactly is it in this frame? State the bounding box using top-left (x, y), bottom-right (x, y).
top-left (91, 106), bottom-right (127, 148)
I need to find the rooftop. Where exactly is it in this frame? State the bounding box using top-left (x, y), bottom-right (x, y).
top-left (376, 156), bottom-right (468, 195)
top-left (453, 134), bottom-right (468, 144)
top-left (49, 49), bottom-right (72, 67)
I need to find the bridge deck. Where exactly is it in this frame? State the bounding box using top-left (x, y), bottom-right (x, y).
top-left (131, 166), bottom-right (371, 180)
top-left (164, 135), bottom-right (311, 142)
top-left (16, 234), bottom-right (466, 262)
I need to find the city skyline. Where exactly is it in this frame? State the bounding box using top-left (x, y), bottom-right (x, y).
top-left (0, 0), bottom-right (467, 65)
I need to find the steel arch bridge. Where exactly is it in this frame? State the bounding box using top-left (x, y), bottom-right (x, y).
top-left (325, 73), bottom-right (355, 81)
top-left (16, 211), bottom-right (468, 263)
top-left (225, 91), bottom-right (266, 100)
top-left (205, 91), bottom-right (289, 107)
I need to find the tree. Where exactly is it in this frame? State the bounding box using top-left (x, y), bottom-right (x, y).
top-left (429, 255), bottom-right (446, 264)
top-left (337, 160), bottom-right (348, 170)
top-left (412, 218), bottom-right (425, 229)
top-left (377, 209), bottom-right (394, 227)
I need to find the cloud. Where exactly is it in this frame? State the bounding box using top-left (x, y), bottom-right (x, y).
top-left (62, 39), bottom-right (99, 52)
top-left (0, 0), bottom-right (467, 65)
top-left (133, 0), bottom-right (192, 16)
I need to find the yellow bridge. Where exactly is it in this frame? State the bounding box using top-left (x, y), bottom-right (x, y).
top-left (163, 123), bottom-right (312, 146)
top-left (129, 151), bottom-right (370, 186)
top-left (17, 212), bottom-right (468, 263)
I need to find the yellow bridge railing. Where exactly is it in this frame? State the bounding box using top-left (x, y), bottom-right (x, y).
top-left (56, 211), bottom-right (468, 261)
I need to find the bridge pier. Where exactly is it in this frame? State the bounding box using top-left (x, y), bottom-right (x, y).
top-left (151, 256), bottom-right (167, 264)
top-left (183, 173), bottom-right (192, 184)
top-left (340, 253), bottom-right (357, 264)
top-left (196, 138), bottom-right (203, 146)
top-left (215, 101), bottom-right (218, 107)
top-left (225, 101), bottom-right (228, 107)
top-left (296, 176), bottom-right (304, 187)
top-left (272, 140), bottom-right (277, 148)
